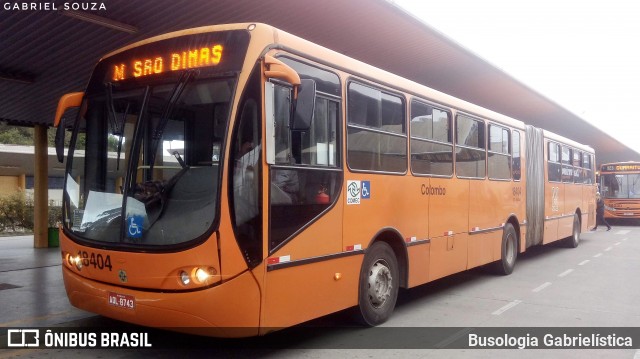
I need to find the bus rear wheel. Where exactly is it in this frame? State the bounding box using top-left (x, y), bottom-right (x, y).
top-left (493, 223), bottom-right (517, 275)
top-left (356, 241), bottom-right (399, 326)
top-left (564, 213), bottom-right (580, 248)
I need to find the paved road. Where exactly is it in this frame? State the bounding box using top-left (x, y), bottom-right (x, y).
top-left (1, 227), bottom-right (639, 358)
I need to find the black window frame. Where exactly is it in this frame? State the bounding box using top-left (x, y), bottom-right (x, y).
top-left (583, 153), bottom-right (594, 184)
top-left (487, 123), bottom-right (512, 181)
top-left (561, 146), bottom-right (573, 183)
top-left (512, 129), bottom-right (522, 181)
top-left (409, 98), bottom-right (453, 177)
top-left (547, 141), bottom-right (562, 183)
top-left (346, 80), bottom-right (407, 174)
top-left (455, 113), bottom-right (486, 179)
top-left (572, 150), bottom-right (583, 184)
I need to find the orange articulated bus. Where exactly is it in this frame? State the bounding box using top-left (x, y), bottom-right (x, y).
top-left (53, 23), bottom-right (596, 337)
top-left (599, 162), bottom-right (640, 220)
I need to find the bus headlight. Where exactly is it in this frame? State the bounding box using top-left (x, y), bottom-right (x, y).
top-left (178, 267), bottom-right (217, 286)
top-left (71, 255), bottom-right (82, 270)
top-left (64, 252), bottom-right (82, 270)
top-left (194, 267), bottom-right (211, 283)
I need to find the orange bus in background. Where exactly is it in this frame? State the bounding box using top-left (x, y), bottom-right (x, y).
top-left (599, 162), bottom-right (640, 220)
top-left (53, 23), bottom-right (596, 337)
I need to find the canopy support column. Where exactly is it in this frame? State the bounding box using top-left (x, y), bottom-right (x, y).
top-left (33, 124), bottom-right (49, 248)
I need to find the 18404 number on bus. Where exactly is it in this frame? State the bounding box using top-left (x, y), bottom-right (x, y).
top-left (77, 251), bottom-right (113, 271)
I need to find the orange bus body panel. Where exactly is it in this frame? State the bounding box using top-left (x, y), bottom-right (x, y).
top-left (63, 263), bottom-right (261, 337)
top-left (60, 233), bottom-right (223, 290)
top-left (261, 255), bottom-right (361, 329)
top-left (406, 243), bottom-right (430, 287)
top-left (428, 178), bottom-right (469, 281)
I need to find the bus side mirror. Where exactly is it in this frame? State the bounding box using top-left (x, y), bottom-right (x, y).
top-left (291, 79), bottom-right (316, 131)
top-left (263, 55), bottom-right (316, 131)
top-left (53, 92), bottom-right (83, 163)
top-left (264, 55), bottom-right (300, 88)
top-left (55, 118), bottom-right (66, 163)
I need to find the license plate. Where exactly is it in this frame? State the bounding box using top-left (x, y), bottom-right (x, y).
top-left (623, 213), bottom-right (634, 216)
top-left (108, 292), bottom-right (135, 310)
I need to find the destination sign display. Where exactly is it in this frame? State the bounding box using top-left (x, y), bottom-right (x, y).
top-left (86, 30), bottom-right (250, 94)
top-left (112, 44), bottom-right (224, 81)
top-left (601, 164), bottom-right (640, 172)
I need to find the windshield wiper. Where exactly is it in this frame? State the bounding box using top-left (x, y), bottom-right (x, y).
top-left (149, 69), bottom-right (197, 172)
top-left (105, 82), bottom-right (129, 171)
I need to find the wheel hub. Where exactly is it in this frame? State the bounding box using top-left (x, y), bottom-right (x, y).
top-left (368, 260), bottom-right (392, 307)
top-left (506, 234), bottom-right (515, 264)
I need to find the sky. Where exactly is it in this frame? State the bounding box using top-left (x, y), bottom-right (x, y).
top-left (393, 0), bottom-right (640, 155)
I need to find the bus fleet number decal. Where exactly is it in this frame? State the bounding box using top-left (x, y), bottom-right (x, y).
top-left (512, 186), bottom-right (522, 202)
top-left (551, 187), bottom-right (559, 212)
top-left (78, 251), bottom-right (113, 271)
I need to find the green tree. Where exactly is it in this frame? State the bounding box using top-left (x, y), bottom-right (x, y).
top-left (0, 122), bottom-right (74, 147)
top-left (0, 123), bottom-right (33, 145)
top-left (0, 192), bottom-right (34, 232)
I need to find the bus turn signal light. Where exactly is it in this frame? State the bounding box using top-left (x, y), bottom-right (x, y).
top-left (64, 252), bottom-right (83, 271)
top-left (180, 271), bottom-right (190, 286)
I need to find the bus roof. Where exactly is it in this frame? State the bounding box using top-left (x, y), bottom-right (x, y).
top-left (273, 24), bottom-right (594, 154)
top-left (100, 22), bottom-right (593, 154)
top-left (271, 24), bottom-right (527, 131)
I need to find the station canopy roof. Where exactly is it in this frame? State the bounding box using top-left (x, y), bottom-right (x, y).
top-left (1, 0), bottom-right (638, 165)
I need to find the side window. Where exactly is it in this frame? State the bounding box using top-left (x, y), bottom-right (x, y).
top-left (488, 124), bottom-right (511, 180)
top-left (583, 153), bottom-right (593, 184)
top-left (410, 100), bottom-right (453, 176)
top-left (270, 58), bottom-right (342, 251)
top-left (561, 146), bottom-right (572, 183)
top-left (573, 150), bottom-right (583, 183)
top-left (300, 97), bottom-right (338, 166)
top-left (347, 82), bottom-right (407, 173)
top-left (512, 130), bottom-right (521, 181)
top-left (547, 142), bottom-right (562, 182)
top-left (456, 114), bottom-right (485, 178)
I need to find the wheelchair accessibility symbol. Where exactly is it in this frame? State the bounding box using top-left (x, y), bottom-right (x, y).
top-left (361, 181), bottom-right (371, 199)
top-left (127, 216), bottom-right (143, 238)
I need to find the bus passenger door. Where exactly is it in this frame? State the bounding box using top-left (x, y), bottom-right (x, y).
top-left (262, 80), bottom-right (349, 329)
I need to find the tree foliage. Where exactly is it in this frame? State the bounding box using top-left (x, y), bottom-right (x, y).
top-left (0, 122), bottom-right (74, 147)
top-left (0, 192), bottom-right (34, 232)
top-left (0, 123), bottom-right (35, 145)
top-left (0, 192), bottom-right (63, 233)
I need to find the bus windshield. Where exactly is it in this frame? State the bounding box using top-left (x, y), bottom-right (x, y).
top-left (62, 29), bottom-right (250, 248)
top-left (64, 75), bottom-right (234, 247)
top-left (601, 173), bottom-right (640, 199)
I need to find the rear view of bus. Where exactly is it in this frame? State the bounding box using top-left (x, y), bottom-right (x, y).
top-left (599, 162), bottom-right (640, 220)
top-left (55, 24), bottom-right (277, 337)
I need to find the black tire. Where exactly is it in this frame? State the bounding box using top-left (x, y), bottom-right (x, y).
top-left (493, 223), bottom-right (518, 275)
top-left (356, 241), bottom-right (399, 326)
top-left (565, 213), bottom-right (580, 248)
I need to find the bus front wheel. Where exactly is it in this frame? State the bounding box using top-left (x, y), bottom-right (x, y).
top-left (494, 223), bottom-right (517, 275)
top-left (356, 241), bottom-right (399, 326)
